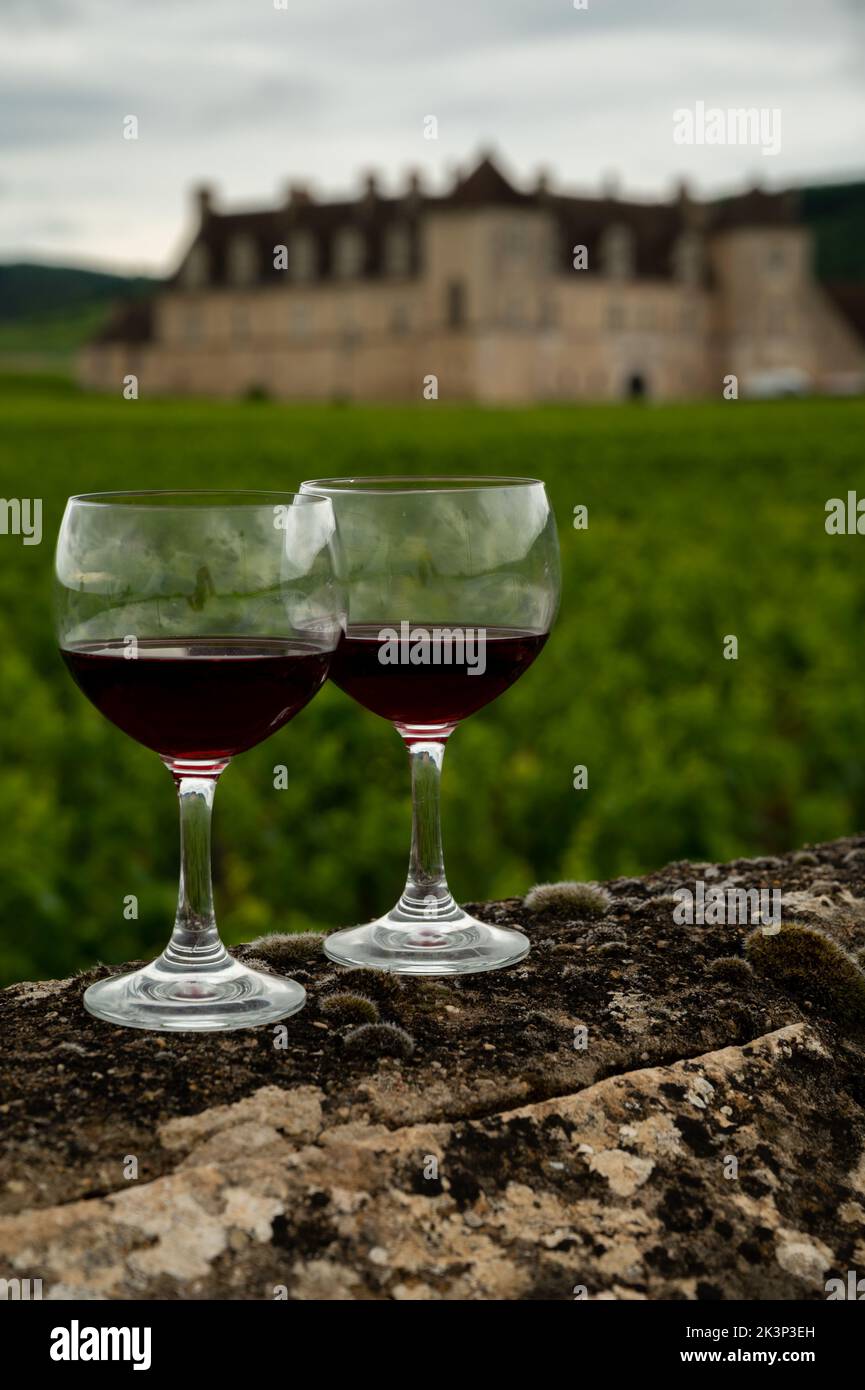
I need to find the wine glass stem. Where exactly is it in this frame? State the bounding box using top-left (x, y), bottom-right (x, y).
top-left (164, 769), bottom-right (228, 968)
top-left (398, 738), bottom-right (458, 920)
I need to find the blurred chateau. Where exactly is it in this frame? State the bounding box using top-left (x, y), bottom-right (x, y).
top-left (80, 153), bottom-right (865, 401)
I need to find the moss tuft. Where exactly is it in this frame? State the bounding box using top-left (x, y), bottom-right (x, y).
top-left (244, 931), bottom-right (326, 965)
top-left (320, 992), bottom-right (380, 1025)
top-left (243, 956), bottom-right (278, 975)
top-left (707, 956), bottom-right (753, 985)
top-left (745, 923), bottom-right (865, 1032)
top-left (595, 938), bottom-right (629, 955)
top-left (523, 881), bottom-right (611, 917)
top-left (343, 1022), bottom-right (415, 1060)
top-left (649, 894), bottom-right (680, 912)
top-left (332, 967), bottom-right (405, 1002)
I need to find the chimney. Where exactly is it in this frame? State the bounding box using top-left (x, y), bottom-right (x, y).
top-left (362, 170), bottom-right (380, 202)
top-left (285, 182), bottom-right (313, 209)
top-left (676, 179), bottom-right (707, 229)
top-left (194, 184), bottom-right (215, 221)
top-left (601, 171), bottom-right (621, 202)
top-left (534, 166), bottom-right (552, 197)
top-left (404, 168), bottom-right (424, 202)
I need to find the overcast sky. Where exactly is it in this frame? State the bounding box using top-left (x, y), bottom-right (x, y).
top-left (2, 0), bottom-right (864, 274)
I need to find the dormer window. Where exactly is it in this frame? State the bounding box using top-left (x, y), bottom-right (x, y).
top-left (333, 227), bottom-right (365, 279)
top-left (672, 231), bottom-right (703, 286)
top-left (601, 224), bottom-right (634, 280)
top-left (227, 235), bottom-right (258, 287)
top-left (181, 242), bottom-right (210, 289)
top-left (288, 231), bottom-right (317, 282)
top-left (384, 223), bottom-right (412, 277)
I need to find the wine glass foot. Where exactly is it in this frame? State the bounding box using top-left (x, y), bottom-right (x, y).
top-left (324, 911), bottom-right (529, 976)
top-left (83, 955), bottom-right (306, 1032)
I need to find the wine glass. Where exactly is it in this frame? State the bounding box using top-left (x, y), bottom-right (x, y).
top-left (54, 490), bottom-right (343, 1031)
top-left (300, 475), bottom-right (560, 974)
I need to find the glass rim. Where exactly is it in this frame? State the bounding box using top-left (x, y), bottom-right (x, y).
top-left (301, 475), bottom-right (545, 495)
top-left (65, 489), bottom-right (332, 510)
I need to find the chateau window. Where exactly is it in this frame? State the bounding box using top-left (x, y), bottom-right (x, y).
top-left (384, 224), bottom-right (412, 277)
top-left (672, 231), bottom-right (703, 286)
top-left (227, 235), bottom-right (258, 287)
top-left (502, 298), bottom-right (526, 327)
top-left (183, 307), bottom-right (202, 343)
top-left (181, 242), bottom-right (210, 290)
top-left (290, 304), bottom-right (309, 339)
top-left (289, 232), bottom-right (317, 282)
top-left (494, 223), bottom-right (529, 259)
top-left (768, 245), bottom-right (787, 271)
top-left (767, 301), bottom-right (788, 337)
top-left (607, 302), bottom-right (625, 331)
top-left (333, 227), bottom-right (365, 279)
top-left (391, 304), bottom-right (410, 335)
top-left (600, 224), bottom-right (634, 280)
top-left (446, 279), bottom-right (466, 329)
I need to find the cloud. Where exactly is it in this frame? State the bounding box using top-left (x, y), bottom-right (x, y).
top-left (1, 0), bottom-right (863, 269)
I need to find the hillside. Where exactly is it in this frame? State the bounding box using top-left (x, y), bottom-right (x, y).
top-left (0, 262), bottom-right (156, 357)
top-left (800, 180), bottom-right (865, 282)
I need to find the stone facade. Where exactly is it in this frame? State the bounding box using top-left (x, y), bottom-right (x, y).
top-left (79, 155), bottom-right (865, 402)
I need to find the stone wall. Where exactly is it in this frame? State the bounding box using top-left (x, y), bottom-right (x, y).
top-left (1, 834), bottom-right (864, 1301)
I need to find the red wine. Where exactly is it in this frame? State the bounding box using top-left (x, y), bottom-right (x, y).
top-left (61, 637), bottom-right (331, 760)
top-left (329, 623), bottom-right (547, 730)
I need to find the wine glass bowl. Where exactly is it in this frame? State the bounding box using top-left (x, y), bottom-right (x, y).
top-left (301, 476), bottom-right (560, 975)
top-left (55, 490), bottom-right (343, 1031)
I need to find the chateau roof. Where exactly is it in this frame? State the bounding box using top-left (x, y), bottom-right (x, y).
top-left (449, 156), bottom-right (530, 207)
top-left (163, 155), bottom-right (800, 291)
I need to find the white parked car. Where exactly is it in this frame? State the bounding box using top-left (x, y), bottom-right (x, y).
top-left (743, 368), bottom-right (811, 399)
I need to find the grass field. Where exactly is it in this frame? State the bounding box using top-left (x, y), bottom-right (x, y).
top-left (1, 373), bottom-right (864, 985)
